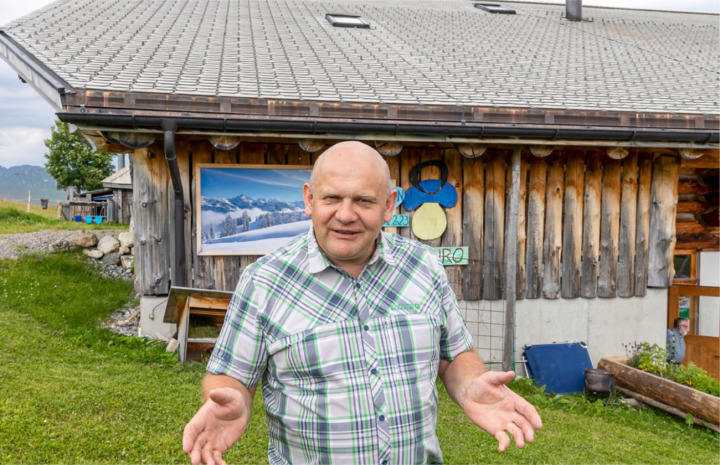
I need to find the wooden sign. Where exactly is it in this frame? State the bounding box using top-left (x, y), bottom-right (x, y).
top-left (383, 214), bottom-right (409, 228)
top-left (436, 247), bottom-right (469, 266)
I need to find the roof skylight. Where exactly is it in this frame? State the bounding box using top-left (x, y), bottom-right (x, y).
top-left (474, 3), bottom-right (516, 14)
top-left (325, 14), bottom-right (370, 28)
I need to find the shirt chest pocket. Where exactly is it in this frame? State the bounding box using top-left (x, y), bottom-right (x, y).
top-left (373, 314), bottom-right (443, 382)
top-left (266, 320), bottom-right (365, 390)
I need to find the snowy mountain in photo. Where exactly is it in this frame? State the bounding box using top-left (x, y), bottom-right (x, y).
top-left (200, 193), bottom-right (308, 247)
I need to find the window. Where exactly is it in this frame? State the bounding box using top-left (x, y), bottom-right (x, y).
top-left (474, 3), bottom-right (516, 14)
top-left (326, 14), bottom-right (370, 28)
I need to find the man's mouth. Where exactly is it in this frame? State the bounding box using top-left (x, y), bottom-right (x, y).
top-left (333, 229), bottom-right (359, 237)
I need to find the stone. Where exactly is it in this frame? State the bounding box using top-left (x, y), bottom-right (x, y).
top-left (120, 254), bottom-right (134, 270)
top-left (70, 234), bottom-right (98, 248)
top-left (97, 235), bottom-right (120, 254)
top-left (118, 231), bottom-right (134, 248)
top-left (49, 240), bottom-right (78, 252)
top-left (83, 249), bottom-right (104, 259)
top-left (100, 251), bottom-right (121, 267)
top-left (119, 246), bottom-right (130, 255)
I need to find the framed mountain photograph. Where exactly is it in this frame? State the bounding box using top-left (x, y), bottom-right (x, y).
top-left (196, 164), bottom-right (312, 256)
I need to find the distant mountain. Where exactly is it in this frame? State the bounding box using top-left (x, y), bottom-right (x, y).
top-left (0, 165), bottom-right (66, 204)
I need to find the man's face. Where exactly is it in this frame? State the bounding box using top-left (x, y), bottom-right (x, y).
top-left (678, 320), bottom-right (690, 336)
top-left (303, 151), bottom-right (396, 275)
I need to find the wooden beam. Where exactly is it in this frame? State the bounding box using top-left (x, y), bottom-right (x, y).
top-left (581, 151), bottom-right (603, 298)
top-left (529, 146), bottom-right (555, 158)
top-left (463, 156), bottom-right (484, 300)
top-left (561, 151), bottom-right (584, 298)
top-left (443, 148), bottom-right (463, 298)
top-left (525, 156), bottom-right (547, 299)
top-left (634, 153), bottom-right (653, 296)
top-left (483, 151), bottom-right (506, 300)
top-left (516, 153), bottom-right (529, 299)
top-left (617, 154), bottom-right (639, 297)
top-left (598, 158), bottom-right (621, 298)
top-left (457, 143), bottom-right (487, 158)
top-left (648, 156), bottom-right (680, 287)
top-left (375, 141), bottom-right (403, 157)
top-left (542, 155), bottom-right (563, 299)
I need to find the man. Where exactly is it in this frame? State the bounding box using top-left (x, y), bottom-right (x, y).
top-left (183, 141), bottom-right (542, 465)
top-left (666, 317), bottom-right (689, 364)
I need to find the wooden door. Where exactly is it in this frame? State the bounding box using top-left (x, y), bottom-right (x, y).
top-left (667, 285), bottom-right (720, 379)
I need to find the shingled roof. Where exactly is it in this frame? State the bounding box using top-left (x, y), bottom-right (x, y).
top-left (1, 0), bottom-right (718, 140)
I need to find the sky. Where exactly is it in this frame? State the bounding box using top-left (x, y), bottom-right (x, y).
top-left (0, 0), bottom-right (718, 168)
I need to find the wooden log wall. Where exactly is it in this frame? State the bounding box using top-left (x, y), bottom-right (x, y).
top-left (132, 140), bottom-right (682, 299)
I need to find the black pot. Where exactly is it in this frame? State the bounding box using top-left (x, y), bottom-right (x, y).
top-left (585, 368), bottom-right (613, 393)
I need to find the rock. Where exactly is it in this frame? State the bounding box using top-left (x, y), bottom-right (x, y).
top-left (97, 235), bottom-right (120, 254)
top-left (70, 234), bottom-right (98, 248)
top-left (119, 246), bottom-right (130, 255)
top-left (49, 240), bottom-right (78, 252)
top-left (120, 254), bottom-right (134, 270)
top-left (100, 251), bottom-right (121, 267)
top-left (83, 249), bottom-right (104, 259)
top-left (118, 231), bottom-right (134, 248)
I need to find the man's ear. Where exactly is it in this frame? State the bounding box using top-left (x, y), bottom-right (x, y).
top-left (384, 189), bottom-right (398, 222)
top-left (303, 183), bottom-right (313, 217)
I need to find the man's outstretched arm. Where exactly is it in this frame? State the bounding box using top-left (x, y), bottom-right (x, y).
top-left (182, 373), bottom-right (257, 465)
top-left (439, 350), bottom-right (543, 452)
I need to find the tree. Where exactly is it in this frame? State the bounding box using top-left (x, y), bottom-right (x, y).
top-left (44, 120), bottom-right (114, 192)
top-left (220, 214), bottom-right (238, 238)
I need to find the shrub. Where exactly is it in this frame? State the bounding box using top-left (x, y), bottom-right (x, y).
top-left (624, 341), bottom-right (719, 397)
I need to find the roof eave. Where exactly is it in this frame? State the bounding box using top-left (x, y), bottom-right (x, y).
top-left (0, 31), bottom-right (74, 112)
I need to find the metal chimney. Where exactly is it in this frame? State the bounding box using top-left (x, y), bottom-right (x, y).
top-left (566, 0), bottom-right (582, 21)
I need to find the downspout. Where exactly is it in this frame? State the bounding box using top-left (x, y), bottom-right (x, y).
top-left (162, 119), bottom-right (187, 287)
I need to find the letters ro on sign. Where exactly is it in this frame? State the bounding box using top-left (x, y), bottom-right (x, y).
top-left (435, 247), bottom-right (468, 266)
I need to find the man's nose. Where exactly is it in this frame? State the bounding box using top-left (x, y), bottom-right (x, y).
top-left (334, 199), bottom-right (357, 222)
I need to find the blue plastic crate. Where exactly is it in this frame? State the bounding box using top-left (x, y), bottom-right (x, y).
top-left (523, 342), bottom-right (593, 394)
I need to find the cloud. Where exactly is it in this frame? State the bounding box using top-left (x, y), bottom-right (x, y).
top-left (0, 126), bottom-right (50, 167)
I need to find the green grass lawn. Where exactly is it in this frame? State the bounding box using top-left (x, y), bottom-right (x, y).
top-left (0, 251), bottom-right (718, 464)
top-left (0, 201), bottom-right (127, 234)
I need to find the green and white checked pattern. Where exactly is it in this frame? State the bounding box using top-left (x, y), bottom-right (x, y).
top-left (208, 228), bottom-right (474, 464)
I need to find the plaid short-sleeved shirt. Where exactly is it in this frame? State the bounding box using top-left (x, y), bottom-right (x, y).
top-left (208, 228), bottom-right (474, 464)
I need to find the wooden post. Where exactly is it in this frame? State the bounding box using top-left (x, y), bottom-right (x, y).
top-left (562, 151), bottom-right (585, 298)
top-left (26, 190), bottom-right (31, 212)
top-left (581, 152), bottom-right (603, 298)
top-left (463, 156), bottom-right (484, 300)
top-left (525, 156), bottom-right (547, 299)
top-left (598, 158), bottom-right (621, 297)
top-left (483, 151), bottom-right (506, 300)
top-left (617, 153), bottom-right (639, 297)
top-left (503, 147), bottom-right (521, 372)
top-left (542, 155), bottom-right (563, 299)
top-left (648, 155), bottom-right (680, 287)
top-left (133, 146), bottom-right (170, 295)
top-left (634, 153), bottom-right (653, 296)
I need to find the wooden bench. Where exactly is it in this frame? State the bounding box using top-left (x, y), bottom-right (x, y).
top-left (164, 286), bottom-right (233, 363)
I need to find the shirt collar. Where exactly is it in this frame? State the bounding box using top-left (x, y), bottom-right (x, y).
top-left (306, 227), bottom-right (396, 275)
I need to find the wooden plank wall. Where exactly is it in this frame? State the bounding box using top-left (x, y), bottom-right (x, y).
top-left (132, 141), bottom-right (681, 299)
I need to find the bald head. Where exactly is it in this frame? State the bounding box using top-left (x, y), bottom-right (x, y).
top-left (310, 141), bottom-right (393, 195)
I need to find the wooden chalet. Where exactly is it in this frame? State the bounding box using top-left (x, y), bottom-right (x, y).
top-left (1, 0), bottom-right (717, 371)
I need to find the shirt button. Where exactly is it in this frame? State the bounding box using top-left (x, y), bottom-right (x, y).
top-left (364, 325), bottom-right (370, 331)
top-left (355, 283), bottom-right (361, 290)
top-left (379, 415), bottom-right (385, 421)
top-left (371, 368), bottom-right (377, 375)
top-left (382, 461), bottom-right (388, 465)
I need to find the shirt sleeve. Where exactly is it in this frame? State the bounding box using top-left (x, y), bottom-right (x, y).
top-left (432, 253), bottom-right (474, 360)
top-left (207, 268), bottom-right (268, 388)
